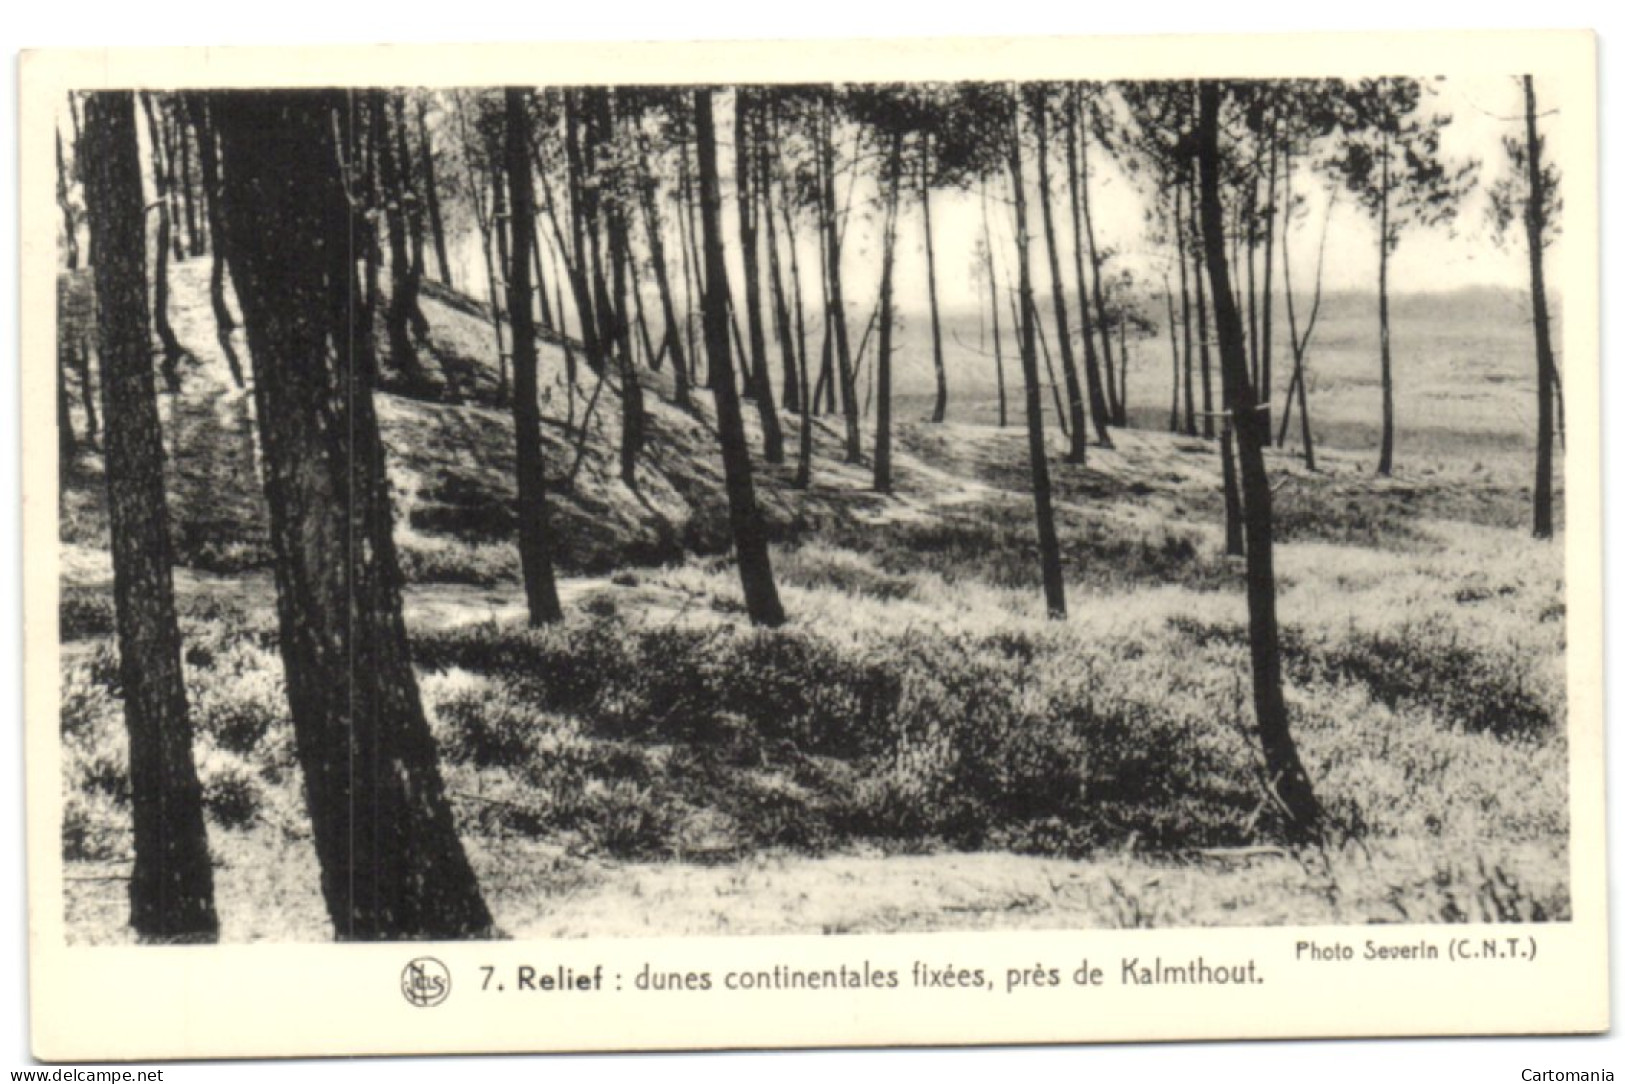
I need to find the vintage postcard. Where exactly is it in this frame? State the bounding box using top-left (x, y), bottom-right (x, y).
top-left (20, 30), bottom-right (1604, 1062)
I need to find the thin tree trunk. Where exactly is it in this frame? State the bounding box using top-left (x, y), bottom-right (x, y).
top-left (1006, 102), bottom-right (1067, 620)
top-left (177, 103), bottom-right (201, 257)
top-left (1032, 91), bottom-right (1095, 462)
top-left (416, 98), bottom-right (454, 287)
top-left (735, 88), bottom-right (785, 464)
top-left (138, 93), bottom-right (184, 388)
top-left (694, 89), bottom-right (787, 628)
top-left (505, 89), bottom-right (566, 625)
top-left (982, 182), bottom-right (1008, 429)
top-left (635, 127), bottom-right (691, 409)
top-left (1261, 132), bottom-right (1278, 435)
top-left (182, 95), bottom-right (244, 388)
top-left (819, 98), bottom-right (861, 463)
top-left (759, 121), bottom-right (799, 416)
top-left (391, 94), bottom-right (430, 341)
top-left (373, 90), bottom-right (428, 392)
top-left (1221, 419), bottom-right (1245, 556)
top-left (1190, 175), bottom-right (1215, 440)
top-left (873, 129), bottom-right (903, 493)
top-left (1196, 82), bottom-right (1320, 837)
top-left (216, 89), bottom-right (493, 939)
top-left (920, 136), bottom-right (949, 423)
top-left (1176, 184), bottom-right (1196, 436)
top-left (1523, 74), bottom-right (1557, 539)
top-left (82, 90), bottom-right (218, 942)
top-left (1074, 92), bottom-right (1120, 425)
top-left (56, 125), bottom-right (81, 270)
top-left (1165, 272), bottom-right (1181, 432)
top-left (1377, 135), bottom-right (1395, 477)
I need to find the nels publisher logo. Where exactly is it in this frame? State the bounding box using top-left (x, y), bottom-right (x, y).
top-left (402, 957), bottom-right (451, 1008)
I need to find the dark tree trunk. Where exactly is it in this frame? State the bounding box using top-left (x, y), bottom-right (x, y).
top-left (177, 105), bottom-right (201, 258)
top-left (1278, 140), bottom-right (1321, 472)
top-left (455, 97), bottom-right (507, 400)
top-left (1261, 134), bottom-right (1278, 435)
top-left (1031, 91), bottom-right (1094, 463)
top-left (1220, 419), bottom-right (1245, 557)
top-left (390, 94), bottom-right (430, 341)
top-left (873, 129), bottom-right (903, 493)
top-left (58, 343), bottom-right (76, 474)
top-left (1520, 75), bottom-right (1558, 538)
top-left (818, 99), bottom-right (862, 463)
top-left (1165, 273), bottom-right (1181, 432)
top-left (1377, 136), bottom-right (1395, 477)
top-left (635, 128), bottom-right (691, 409)
top-left (1006, 102), bottom-right (1067, 620)
top-left (56, 126), bottom-right (80, 270)
top-left (1176, 184), bottom-right (1196, 436)
top-left (694, 89), bottom-right (787, 628)
top-left (983, 183), bottom-right (1008, 429)
top-left (1190, 176), bottom-right (1215, 440)
top-left (75, 337), bottom-right (100, 449)
top-left (505, 89), bottom-right (566, 625)
top-left (1073, 94), bottom-right (1120, 426)
top-left (919, 137), bottom-right (948, 423)
top-left (416, 99), bottom-right (453, 288)
top-left (215, 90), bottom-right (493, 939)
top-left (181, 95), bottom-right (244, 388)
top-left (373, 91), bottom-right (430, 392)
top-left (734, 89), bottom-right (785, 464)
top-left (1196, 82), bottom-right (1320, 837)
top-left (82, 91), bottom-right (218, 942)
top-left (758, 122), bottom-right (799, 416)
top-left (160, 104), bottom-right (185, 264)
top-left (138, 93), bottom-right (184, 388)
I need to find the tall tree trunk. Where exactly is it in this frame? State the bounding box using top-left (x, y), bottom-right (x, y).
top-left (1190, 175), bottom-right (1215, 440)
top-left (138, 93), bottom-right (184, 388)
top-left (177, 106), bottom-right (201, 258)
top-left (505, 89), bottom-right (566, 625)
top-left (636, 128), bottom-right (691, 409)
top-left (694, 89), bottom-right (787, 628)
top-left (1165, 272), bottom-right (1181, 432)
top-left (181, 94), bottom-right (244, 388)
top-left (1176, 184), bottom-right (1196, 437)
top-left (56, 125), bottom-right (80, 270)
top-left (1220, 420), bottom-right (1245, 557)
top-left (919, 136), bottom-right (949, 423)
top-left (416, 99), bottom-right (454, 287)
top-left (982, 182), bottom-right (1008, 429)
top-left (1074, 93), bottom-right (1120, 425)
top-left (819, 99), bottom-right (862, 463)
top-left (1031, 91), bottom-right (1094, 463)
top-left (82, 91), bottom-right (218, 941)
top-left (1523, 75), bottom-right (1557, 539)
top-left (1377, 135), bottom-right (1395, 477)
top-left (1006, 102), bottom-right (1067, 620)
top-left (58, 343), bottom-right (76, 477)
top-left (1260, 133), bottom-right (1278, 436)
top-left (372, 90), bottom-right (428, 393)
top-left (758, 122), bottom-right (799, 416)
top-left (160, 104), bottom-right (185, 263)
top-left (734, 89), bottom-right (785, 464)
top-left (1278, 140), bottom-right (1322, 472)
top-left (455, 97), bottom-right (506, 400)
top-left (1063, 100), bottom-right (1111, 441)
top-left (215, 89), bottom-right (493, 939)
top-left (873, 129), bottom-right (903, 493)
top-left (391, 94), bottom-right (430, 341)
top-left (1196, 82), bottom-right (1320, 837)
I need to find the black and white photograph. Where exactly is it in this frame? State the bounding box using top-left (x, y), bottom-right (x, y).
top-left (18, 28), bottom-right (1607, 1062)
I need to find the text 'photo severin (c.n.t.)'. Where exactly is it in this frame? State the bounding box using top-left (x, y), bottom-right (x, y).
top-left (19, 30), bottom-right (1606, 1061)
